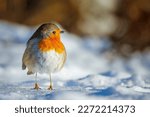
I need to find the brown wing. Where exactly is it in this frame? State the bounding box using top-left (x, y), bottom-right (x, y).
top-left (22, 48), bottom-right (27, 70)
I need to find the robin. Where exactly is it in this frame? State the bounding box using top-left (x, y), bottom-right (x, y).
top-left (22, 22), bottom-right (66, 90)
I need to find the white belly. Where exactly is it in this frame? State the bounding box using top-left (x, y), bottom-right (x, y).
top-left (24, 47), bottom-right (66, 74)
top-left (35, 50), bottom-right (65, 74)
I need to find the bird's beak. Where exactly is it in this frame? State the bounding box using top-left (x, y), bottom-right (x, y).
top-left (60, 30), bottom-right (65, 33)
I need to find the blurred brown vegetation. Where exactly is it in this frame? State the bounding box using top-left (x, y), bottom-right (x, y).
top-left (112, 0), bottom-right (150, 55)
top-left (0, 0), bottom-right (150, 55)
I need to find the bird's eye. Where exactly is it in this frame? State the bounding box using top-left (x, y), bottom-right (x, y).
top-left (52, 31), bottom-right (56, 34)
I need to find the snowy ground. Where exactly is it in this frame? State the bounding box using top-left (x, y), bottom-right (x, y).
top-left (0, 21), bottom-right (150, 100)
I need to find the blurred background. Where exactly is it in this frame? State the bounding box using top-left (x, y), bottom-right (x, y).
top-left (0, 0), bottom-right (150, 56)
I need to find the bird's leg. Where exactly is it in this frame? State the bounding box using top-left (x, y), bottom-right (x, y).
top-left (48, 73), bottom-right (53, 90)
top-left (34, 73), bottom-right (40, 90)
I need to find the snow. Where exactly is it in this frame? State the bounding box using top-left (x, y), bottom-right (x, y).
top-left (0, 20), bottom-right (150, 100)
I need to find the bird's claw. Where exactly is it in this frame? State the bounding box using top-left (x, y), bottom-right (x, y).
top-left (34, 83), bottom-right (40, 90)
top-left (48, 85), bottom-right (53, 90)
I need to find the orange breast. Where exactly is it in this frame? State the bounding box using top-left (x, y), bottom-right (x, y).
top-left (38, 36), bottom-right (65, 54)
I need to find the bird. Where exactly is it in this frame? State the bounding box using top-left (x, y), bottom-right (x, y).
top-left (22, 22), bottom-right (66, 90)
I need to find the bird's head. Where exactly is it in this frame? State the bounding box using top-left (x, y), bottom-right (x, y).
top-left (39, 22), bottom-right (64, 40)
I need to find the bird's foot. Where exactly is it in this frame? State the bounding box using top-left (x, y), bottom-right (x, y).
top-left (48, 85), bottom-right (53, 90)
top-left (34, 83), bottom-right (40, 90)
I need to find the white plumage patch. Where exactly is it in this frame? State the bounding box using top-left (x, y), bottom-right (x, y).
top-left (36, 50), bottom-right (65, 74)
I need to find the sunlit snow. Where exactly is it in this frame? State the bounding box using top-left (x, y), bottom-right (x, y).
top-left (0, 21), bottom-right (150, 100)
